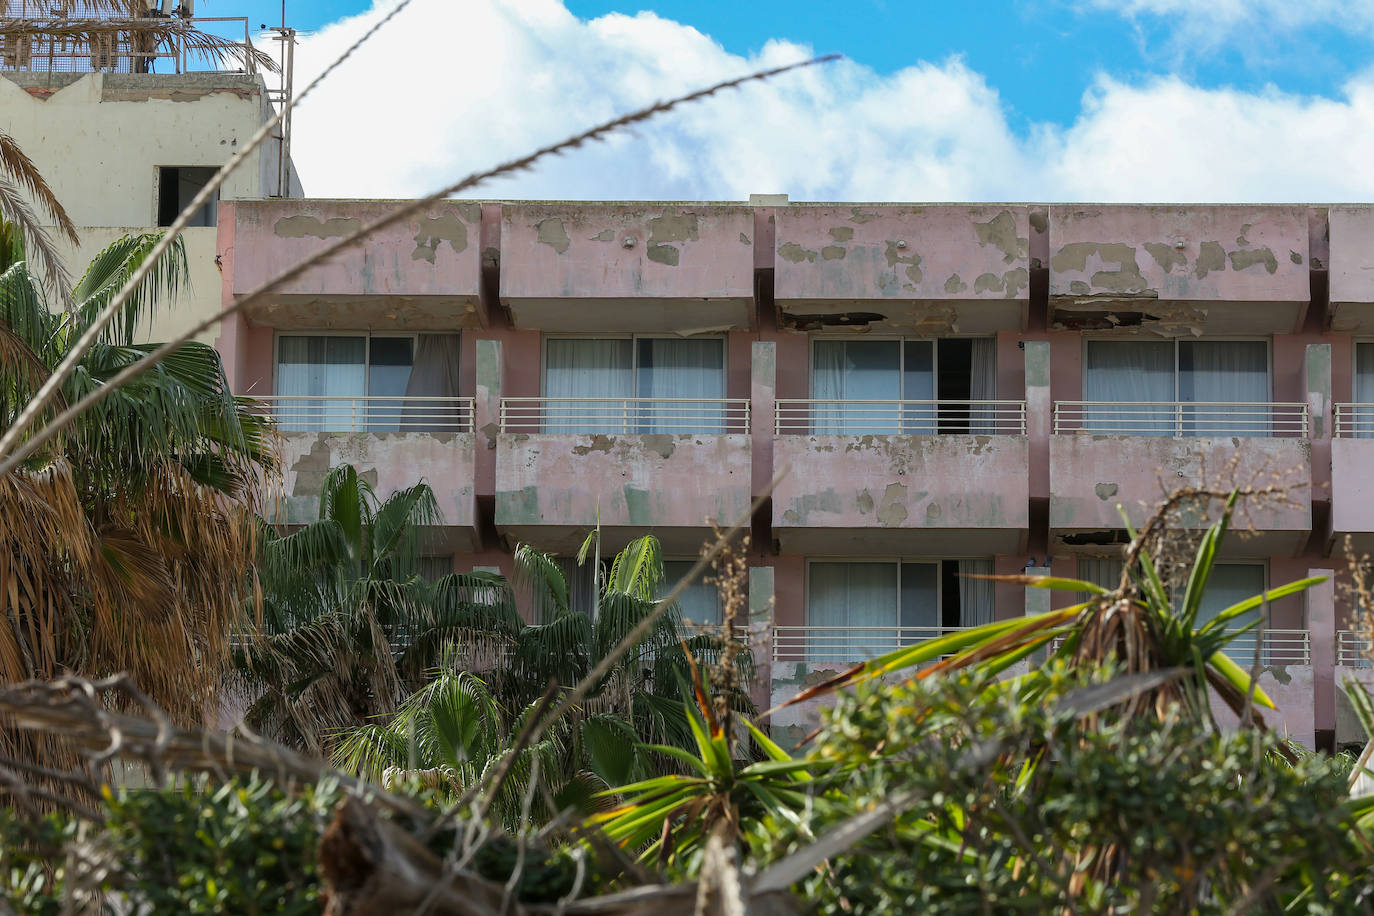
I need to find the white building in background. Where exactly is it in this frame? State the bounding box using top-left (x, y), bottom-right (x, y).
top-left (0, 2), bottom-right (300, 342)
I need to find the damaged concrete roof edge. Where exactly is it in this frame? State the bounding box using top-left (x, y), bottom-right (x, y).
top-left (229, 197), bottom-right (1373, 209)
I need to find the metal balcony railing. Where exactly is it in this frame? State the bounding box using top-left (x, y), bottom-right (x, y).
top-left (1220, 629), bottom-right (1311, 666)
top-left (772, 625), bottom-right (972, 663)
top-left (255, 396), bottom-right (474, 434)
top-left (1340, 630), bottom-right (1372, 667)
top-left (1052, 401), bottom-right (1308, 437)
top-left (0, 13), bottom-right (266, 76)
top-left (1335, 404), bottom-right (1374, 438)
top-left (499, 398), bottom-right (750, 434)
top-left (774, 399), bottom-right (1027, 435)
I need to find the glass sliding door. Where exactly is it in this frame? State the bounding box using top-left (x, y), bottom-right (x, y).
top-left (636, 338), bottom-right (725, 433)
top-left (812, 340), bottom-right (902, 434)
top-left (1083, 339), bottom-right (1174, 435)
top-left (661, 560), bottom-right (722, 625)
top-left (276, 335), bottom-right (366, 431)
top-left (1355, 343), bottom-right (1374, 439)
top-left (1193, 564), bottom-right (1266, 663)
top-left (544, 339), bottom-right (634, 433)
top-left (808, 562), bottom-right (900, 661)
top-left (366, 336), bottom-right (415, 432)
top-left (1179, 340), bottom-right (1269, 437)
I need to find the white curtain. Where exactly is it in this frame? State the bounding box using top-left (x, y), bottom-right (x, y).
top-left (1195, 564), bottom-right (1266, 662)
top-left (1180, 341), bottom-right (1269, 437)
top-left (276, 335), bottom-right (366, 431)
top-left (1077, 556), bottom-right (1124, 603)
top-left (402, 333), bottom-right (461, 432)
top-left (1357, 343), bottom-right (1374, 439)
top-left (637, 338), bottom-right (725, 433)
top-left (1084, 340), bottom-right (1174, 435)
top-left (555, 557), bottom-right (600, 618)
top-left (967, 338), bottom-right (997, 434)
top-left (662, 560), bottom-right (721, 625)
top-left (957, 558), bottom-right (995, 627)
top-left (544, 339), bottom-right (634, 433)
top-left (808, 562), bottom-right (898, 661)
top-left (812, 340), bottom-right (901, 434)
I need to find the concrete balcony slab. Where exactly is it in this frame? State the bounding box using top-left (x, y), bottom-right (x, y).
top-left (494, 433), bottom-right (752, 554)
top-left (772, 205), bottom-right (1031, 335)
top-left (1047, 205), bottom-right (1310, 335)
top-left (231, 199), bottom-right (484, 330)
top-left (499, 203), bottom-right (754, 333)
top-left (770, 433), bottom-right (1031, 554)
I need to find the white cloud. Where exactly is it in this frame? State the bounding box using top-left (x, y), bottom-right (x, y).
top-left (1080, 0), bottom-right (1374, 34)
top-left (283, 0), bottom-right (1374, 204)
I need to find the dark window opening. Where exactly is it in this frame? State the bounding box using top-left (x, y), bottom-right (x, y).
top-left (936, 338), bottom-right (974, 433)
top-left (157, 166), bottom-right (218, 227)
top-left (939, 560), bottom-right (962, 629)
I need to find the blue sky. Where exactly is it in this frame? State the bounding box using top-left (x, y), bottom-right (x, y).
top-left (247, 0), bottom-right (1374, 202)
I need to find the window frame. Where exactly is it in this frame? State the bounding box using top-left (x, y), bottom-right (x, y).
top-left (802, 555), bottom-right (996, 629)
top-left (805, 335), bottom-right (997, 400)
top-left (539, 333), bottom-right (729, 399)
top-left (1079, 334), bottom-right (1274, 404)
top-left (273, 330), bottom-right (421, 397)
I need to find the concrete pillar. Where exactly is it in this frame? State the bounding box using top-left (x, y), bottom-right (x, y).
top-left (1024, 341), bottom-right (1051, 503)
top-left (1310, 568), bottom-right (1337, 750)
top-left (751, 340), bottom-right (777, 500)
top-left (748, 565), bottom-right (775, 715)
top-left (1306, 344), bottom-right (1333, 516)
top-left (474, 338), bottom-right (502, 501)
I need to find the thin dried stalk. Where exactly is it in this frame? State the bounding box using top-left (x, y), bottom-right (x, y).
top-left (0, 53), bottom-right (838, 478)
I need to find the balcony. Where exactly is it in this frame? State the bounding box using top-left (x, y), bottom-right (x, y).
top-left (1331, 405), bottom-right (1374, 553)
top-left (498, 203), bottom-right (755, 333)
top-left (230, 200), bottom-right (484, 330)
top-left (1049, 401), bottom-right (1312, 554)
top-left (494, 397), bottom-right (752, 554)
top-left (1338, 630), bottom-right (1371, 668)
top-left (261, 396), bottom-right (479, 550)
top-left (772, 205), bottom-right (1032, 334)
top-left (770, 400), bottom-right (1030, 554)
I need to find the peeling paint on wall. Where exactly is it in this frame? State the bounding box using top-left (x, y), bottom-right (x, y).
top-left (535, 218), bottom-right (571, 254)
top-left (274, 215), bottom-right (362, 239)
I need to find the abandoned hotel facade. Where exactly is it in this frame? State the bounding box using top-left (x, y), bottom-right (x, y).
top-left (4, 14), bottom-right (1372, 751)
top-left (215, 197), bottom-right (1374, 750)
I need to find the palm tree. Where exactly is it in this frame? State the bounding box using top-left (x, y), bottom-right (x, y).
top-left (0, 226), bottom-right (274, 772)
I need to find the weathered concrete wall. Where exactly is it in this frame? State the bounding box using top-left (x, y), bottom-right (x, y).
top-left (1049, 435), bottom-right (1312, 554)
top-left (499, 203), bottom-right (754, 332)
top-left (1328, 206), bottom-right (1374, 332)
top-left (495, 433), bottom-right (751, 553)
top-left (1211, 666), bottom-right (1316, 748)
top-left (771, 434), bottom-right (1030, 554)
top-left (0, 73), bottom-right (275, 227)
top-left (269, 432), bottom-right (478, 548)
top-left (1047, 205), bottom-right (1310, 334)
top-left (772, 205), bottom-right (1030, 335)
top-left (231, 199), bottom-right (483, 329)
top-left (1332, 439), bottom-right (1374, 552)
top-left (1336, 667), bottom-right (1374, 746)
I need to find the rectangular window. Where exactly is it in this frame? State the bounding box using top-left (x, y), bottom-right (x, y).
top-left (543, 337), bottom-right (725, 433)
top-left (1352, 343), bottom-right (1374, 439)
top-left (805, 558), bottom-right (994, 662)
top-left (1082, 338), bottom-right (1271, 437)
top-left (276, 334), bottom-right (415, 432)
top-left (809, 338), bottom-right (996, 434)
top-left (157, 166), bottom-right (218, 227)
top-left (661, 560), bottom-right (722, 625)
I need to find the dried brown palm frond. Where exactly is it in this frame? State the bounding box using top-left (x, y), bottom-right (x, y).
top-left (0, 17), bottom-right (278, 73)
top-left (0, 174), bottom-right (72, 303)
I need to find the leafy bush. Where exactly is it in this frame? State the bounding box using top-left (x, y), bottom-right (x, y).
top-left (1, 773), bottom-right (338, 914)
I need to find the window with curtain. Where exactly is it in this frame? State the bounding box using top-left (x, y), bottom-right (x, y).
top-left (1191, 563), bottom-right (1266, 663)
top-left (543, 337), bottom-right (726, 434)
top-left (1354, 343), bottom-right (1374, 439)
top-left (277, 335), bottom-right (417, 432)
top-left (806, 559), bottom-right (994, 662)
top-left (660, 560), bottom-right (721, 625)
top-left (810, 339), bottom-right (995, 434)
top-left (1083, 339), bottom-right (1270, 437)
top-left (554, 556), bottom-right (603, 618)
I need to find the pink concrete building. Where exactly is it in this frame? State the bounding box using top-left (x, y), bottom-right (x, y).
top-left (216, 196), bottom-right (1374, 749)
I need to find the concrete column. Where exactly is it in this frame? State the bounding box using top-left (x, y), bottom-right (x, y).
top-left (751, 340), bottom-right (777, 500)
top-left (1306, 344), bottom-right (1333, 517)
top-left (1025, 341), bottom-right (1050, 503)
top-left (474, 338), bottom-right (502, 501)
top-left (1309, 568), bottom-right (1337, 750)
top-left (748, 565), bottom-right (776, 715)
